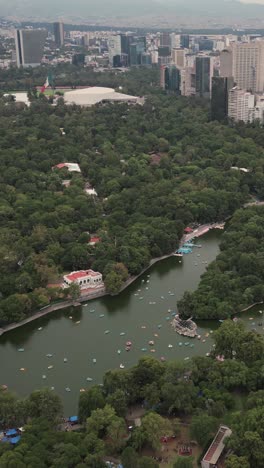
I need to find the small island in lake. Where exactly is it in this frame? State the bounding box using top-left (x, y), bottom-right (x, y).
top-left (171, 315), bottom-right (198, 337)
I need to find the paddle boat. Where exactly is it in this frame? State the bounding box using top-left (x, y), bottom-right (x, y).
top-left (141, 348), bottom-right (147, 352)
top-left (64, 358), bottom-right (68, 363)
top-left (120, 332), bottom-right (126, 336)
top-left (20, 368), bottom-right (26, 371)
top-left (117, 349), bottom-right (121, 354)
top-left (76, 321), bottom-right (80, 324)
top-left (48, 365), bottom-right (53, 369)
top-left (65, 387), bottom-right (71, 392)
top-left (126, 341), bottom-right (132, 347)
top-left (86, 377), bottom-right (93, 382)
top-left (42, 375), bottom-right (47, 379)
top-left (46, 354), bottom-right (53, 358)
top-left (160, 357), bottom-right (166, 362)
top-left (99, 314), bottom-right (105, 318)
top-left (148, 340), bottom-right (154, 346)
top-left (104, 330), bottom-right (110, 334)
top-left (80, 388), bottom-right (85, 392)
top-left (168, 344), bottom-right (173, 348)
top-left (120, 364), bottom-right (125, 369)
top-left (150, 349), bottom-right (156, 353)
top-left (125, 346), bottom-right (131, 351)
top-left (93, 358), bottom-right (97, 364)
top-left (38, 327), bottom-right (42, 331)
top-left (18, 348), bottom-right (24, 352)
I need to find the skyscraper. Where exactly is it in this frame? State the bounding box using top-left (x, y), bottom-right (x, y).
top-left (211, 76), bottom-right (234, 121)
top-left (160, 66), bottom-right (181, 94)
top-left (228, 87), bottom-right (255, 122)
top-left (230, 40), bottom-right (264, 92)
top-left (53, 22), bottom-right (64, 47)
top-left (195, 56), bottom-right (213, 98)
top-left (160, 32), bottom-right (171, 49)
top-left (219, 49), bottom-right (233, 77)
top-left (180, 34), bottom-right (190, 49)
top-left (15, 29), bottom-right (47, 68)
top-left (108, 35), bottom-right (122, 67)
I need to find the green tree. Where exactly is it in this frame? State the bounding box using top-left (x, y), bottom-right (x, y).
top-left (140, 412), bottom-right (172, 451)
top-left (190, 414), bottom-right (217, 447)
top-left (173, 456), bottom-right (194, 468)
top-left (28, 388), bottom-right (63, 423)
top-left (226, 455), bottom-right (250, 468)
top-left (78, 386), bottom-right (105, 422)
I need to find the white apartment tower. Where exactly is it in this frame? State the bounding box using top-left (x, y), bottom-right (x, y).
top-left (228, 87), bottom-right (255, 123)
top-left (230, 40), bottom-right (264, 92)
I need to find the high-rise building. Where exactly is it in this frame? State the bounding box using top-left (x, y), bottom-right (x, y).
top-left (220, 49), bottom-right (233, 77)
top-left (158, 46), bottom-right (171, 65)
top-left (228, 87), bottom-right (255, 122)
top-left (180, 68), bottom-right (196, 96)
top-left (129, 37), bottom-right (146, 66)
top-left (230, 40), bottom-right (264, 92)
top-left (195, 56), bottom-right (213, 98)
top-left (160, 65), bottom-right (181, 94)
top-left (108, 35), bottom-right (122, 67)
top-left (171, 48), bottom-right (186, 68)
top-left (15, 29), bottom-right (47, 68)
top-left (211, 76), bottom-right (234, 121)
top-left (180, 34), bottom-right (190, 49)
top-left (53, 22), bottom-right (64, 47)
top-left (160, 32), bottom-right (171, 49)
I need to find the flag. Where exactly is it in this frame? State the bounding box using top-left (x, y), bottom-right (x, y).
top-left (40, 76), bottom-right (50, 93)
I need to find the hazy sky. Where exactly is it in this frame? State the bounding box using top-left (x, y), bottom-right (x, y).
top-left (241, 0), bottom-right (264, 3)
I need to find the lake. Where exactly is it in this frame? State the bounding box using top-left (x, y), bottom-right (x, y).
top-left (1, 230), bottom-right (263, 414)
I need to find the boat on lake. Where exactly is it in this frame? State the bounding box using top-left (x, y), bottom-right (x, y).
top-left (171, 315), bottom-right (198, 338)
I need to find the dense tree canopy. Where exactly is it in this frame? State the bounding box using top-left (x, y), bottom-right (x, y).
top-left (1, 65), bottom-right (264, 324)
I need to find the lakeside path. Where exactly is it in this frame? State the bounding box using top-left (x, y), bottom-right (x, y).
top-left (0, 222), bottom-right (224, 337)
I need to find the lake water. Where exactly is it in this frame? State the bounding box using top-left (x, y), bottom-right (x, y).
top-left (1, 230), bottom-right (263, 414)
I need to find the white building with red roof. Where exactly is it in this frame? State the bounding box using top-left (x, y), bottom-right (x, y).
top-left (63, 269), bottom-right (103, 290)
top-left (201, 425), bottom-right (232, 468)
top-left (53, 163), bottom-right (81, 173)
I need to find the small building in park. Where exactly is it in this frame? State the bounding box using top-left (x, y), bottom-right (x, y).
top-left (201, 425), bottom-right (232, 468)
top-left (63, 270), bottom-right (103, 290)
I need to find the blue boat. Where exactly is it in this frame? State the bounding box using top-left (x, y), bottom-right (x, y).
top-left (177, 247), bottom-right (192, 254)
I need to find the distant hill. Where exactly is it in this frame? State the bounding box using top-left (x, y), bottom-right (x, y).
top-left (1, 0), bottom-right (264, 21)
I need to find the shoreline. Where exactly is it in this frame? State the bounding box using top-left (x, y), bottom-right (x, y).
top-left (0, 223), bottom-right (223, 337)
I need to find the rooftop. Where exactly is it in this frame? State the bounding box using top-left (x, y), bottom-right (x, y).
top-left (203, 425), bottom-right (232, 465)
top-left (65, 270), bottom-right (101, 281)
top-left (63, 86), bottom-right (143, 106)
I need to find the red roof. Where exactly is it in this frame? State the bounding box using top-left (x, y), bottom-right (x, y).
top-left (184, 227), bottom-right (193, 233)
top-left (89, 237), bottom-right (101, 244)
top-left (65, 270), bottom-right (101, 281)
top-left (54, 163), bottom-right (67, 169)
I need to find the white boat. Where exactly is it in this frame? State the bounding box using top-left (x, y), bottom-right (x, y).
top-left (46, 354), bottom-right (53, 358)
top-left (38, 327), bottom-right (42, 331)
top-left (104, 330), bottom-right (110, 334)
top-left (168, 344), bottom-right (173, 348)
top-left (65, 387), bottom-right (71, 392)
top-left (64, 358), bottom-right (68, 363)
top-left (120, 332), bottom-right (125, 336)
top-left (86, 377), bottom-right (93, 382)
top-left (48, 365), bottom-right (53, 370)
top-left (120, 364), bottom-right (125, 369)
top-left (18, 348), bottom-right (24, 352)
top-left (117, 349), bottom-right (121, 354)
top-left (42, 375), bottom-right (47, 379)
top-left (93, 358), bottom-right (97, 364)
